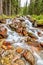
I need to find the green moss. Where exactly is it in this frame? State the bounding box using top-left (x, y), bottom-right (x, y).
top-left (37, 20), bottom-right (43, 25)
top-left (31, 15), bottom-right (43, 25)
top-left (0, 14), bottom-right (16, 19)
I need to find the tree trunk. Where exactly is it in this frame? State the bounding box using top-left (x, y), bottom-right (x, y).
top-left (5, 0), bottom-right (8, 15)
top-left (9, 0), bottom-right (11, 15)
top-left (0, 0), bottom-right (3, 15)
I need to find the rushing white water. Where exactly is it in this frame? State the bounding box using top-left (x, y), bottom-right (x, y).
top-left (24, 17), bottom-right (43, 43)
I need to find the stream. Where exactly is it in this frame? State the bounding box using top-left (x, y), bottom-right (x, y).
top-left (2, 16), bottom-right (43, 65)
top-left (6, 17), bottom-right (43, 43)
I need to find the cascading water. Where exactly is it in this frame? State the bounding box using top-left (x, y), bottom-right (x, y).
top-left (2, 17), bottom-right (43, 65)
top-left (24, 17), bottom-right (43, 43)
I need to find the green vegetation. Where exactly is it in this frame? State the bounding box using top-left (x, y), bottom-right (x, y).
top-left (22, 0), bottom-right (43, 15)
top-left (32, 15), bottom-right (43, 25)
top-left (0, 14), bottom-right (16, 19)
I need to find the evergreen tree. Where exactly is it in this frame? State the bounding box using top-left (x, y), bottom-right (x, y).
top-left (34, 0), bottom-right (42, 15)
top-left (23, 0), bottom-right (28, 15)
top-left (28, 0), bottom-right (35, 15)
top-left (40, 0), bottom-right (43, 14)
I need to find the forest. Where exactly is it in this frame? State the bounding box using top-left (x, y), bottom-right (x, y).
top-left (0, 0), bottom-right (43, 15)
top-left (0, 0), bottom-right (43, 65)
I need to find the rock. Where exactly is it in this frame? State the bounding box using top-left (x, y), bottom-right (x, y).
top-left (3, 41), bottom-right (11, 46)
top-left (13, 63), bottom-right (18, 65)
top-left (32, 20), bottom-right (37, 27)
top-left (16, 47), bottom-right (23, 54)
top-left (26, 15), bottom-right (31, 19)
top-left (2, 41), bottom-right (13, 50)
top-left (40, 43), bottom-right (43, 48)
top-left (28, 32), bottom-right (37, 39)
top-left (16, 15), bottom-right (20, 18)
top-left (12, 54), bottom-right (21, 62)
top-left (0, 19), bottom-right (6, 24)
top-left (0, 39), bottom-right (5, 50)
top-left (0, 26), bottom-right (7, 38)
top-left (18, 18), bottom-right (25, 22)
top-left (23, 50), bottom-right (35, 65)
top-left (15, 59), bottom-right (25, 65)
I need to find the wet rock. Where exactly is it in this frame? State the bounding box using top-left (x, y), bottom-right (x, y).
top-left (0, 19), bottom-right (6, 24)
top-left (0, 41), bottom-right (24, 65)
top-left (15, 59), bottom-right (25, 65)
top-left (28, 32), bottom-right (37, 39)
top-left (18, 17), bottom-right (25, 22)
top-left (40, 43), bottom-right (43, 48)
top-left (23, 50), bottom-right (35, 65)
top-left (9, 20), bottom-right (22, 30)
top-left (16, 47), bottom-right (23, 54)
top-left (3, 41), bottom-right (10, 45)
top-left (1, 41), bottom-right (13, 50)
top-left (0, 26), bottom-right (7, 39)
top-left (13, 63), bottom-right (19, 65)
top-left (12, 54), bottom-right (21, 62)
top-left (9, 21), bottom-right (28, 36)
top-left (24, 36), bottom-right (42, 49)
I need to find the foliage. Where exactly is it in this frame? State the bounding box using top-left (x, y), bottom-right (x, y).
top-left (22, 0), bottom-right (28, 15)
top-left (31, 15), bottom-right (43, 24)
top-left (0, 14), bottom-right (16, 19)
top-left (28, 0), bottom-right (35, 15)
top-left (11, 0), bottom-right (21, 15)
top-left (21, 0), bottom-right (43, 15)
top-left (34, 0), bottom-right (42, 15)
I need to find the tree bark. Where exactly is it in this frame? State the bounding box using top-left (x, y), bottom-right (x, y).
top-left (5, 0), bottom-right (7, 15)
top-left (9, 0), bottom-right (11, 15)
top-left (0, 0), bottom-right (3, 15)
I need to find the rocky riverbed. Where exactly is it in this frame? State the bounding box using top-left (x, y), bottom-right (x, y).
top-left (0, 16), bottom-right (43, 65)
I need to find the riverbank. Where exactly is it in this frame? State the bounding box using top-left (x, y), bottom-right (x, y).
top-left (31, 15), bottom-right (43, 26)
top-left (0, 14), bottom-right (43, 26)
